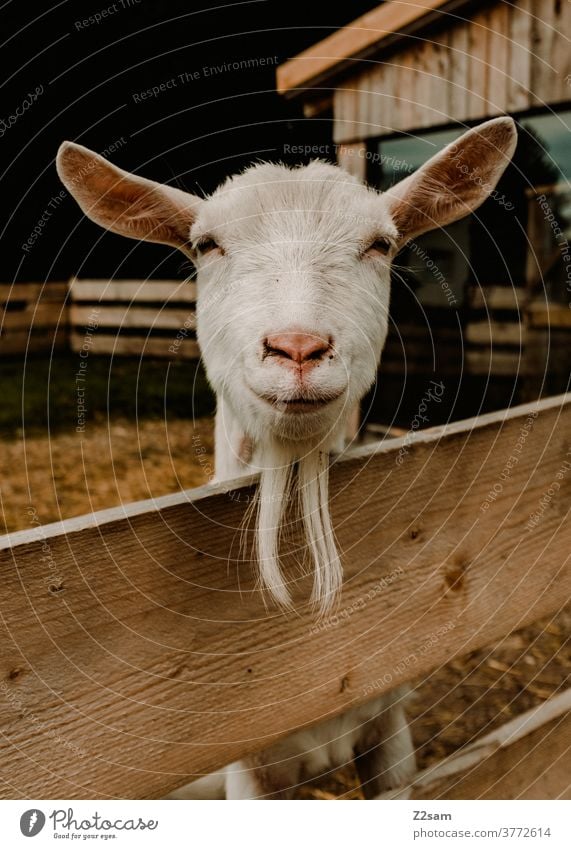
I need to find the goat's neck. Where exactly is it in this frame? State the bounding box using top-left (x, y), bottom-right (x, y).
top-left (214, 396), bottom-right (255, 481)
top-left (214, 395), bottom-right (351, 483)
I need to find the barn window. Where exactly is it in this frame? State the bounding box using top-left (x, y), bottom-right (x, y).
top-left (372, 110), bottom-right (571, 309)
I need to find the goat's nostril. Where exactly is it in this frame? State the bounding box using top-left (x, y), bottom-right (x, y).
top-left (264, 332), bottom-right (331, 365)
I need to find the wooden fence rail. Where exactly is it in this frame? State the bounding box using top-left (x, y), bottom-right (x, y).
top-left (0, 280), bottom-right (199, 360)
top-left (0, 282), bottom-right (68, 355)
top-left (68, 278), bottom-right (198, 360)
top-left (383, 688), bottom-right (571, 800)
top-left (0, 394), bottom-right (569, 798)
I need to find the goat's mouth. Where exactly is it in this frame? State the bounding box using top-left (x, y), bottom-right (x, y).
top-left (252, 389), bottom-right (344, 414)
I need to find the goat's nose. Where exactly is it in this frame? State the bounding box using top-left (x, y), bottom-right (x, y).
top-left (264, 331), bottom-right (331, 366)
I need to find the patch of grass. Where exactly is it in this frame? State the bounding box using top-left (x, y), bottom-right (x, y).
top-left (0, 354), bottom-right (215, 436)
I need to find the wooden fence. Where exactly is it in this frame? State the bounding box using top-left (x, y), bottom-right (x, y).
top-left (0, 282), bottom-right (68, 355)
top-left (0, 394), bottom-right (569, 798)
top-left (68, 278), bottom-right (199, 359)
top-left (0, 279), bottom-right (198, 360)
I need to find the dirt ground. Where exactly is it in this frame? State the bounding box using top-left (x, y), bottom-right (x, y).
top-left (0, 417), bottom-right (215, 533)
top-left (0, 417), bottom-right (568, 798)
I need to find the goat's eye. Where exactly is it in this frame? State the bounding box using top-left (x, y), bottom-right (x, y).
top-left (196, 236), bottom-right (220, 255)
top-left (364, 237), bottom-right (393, 258)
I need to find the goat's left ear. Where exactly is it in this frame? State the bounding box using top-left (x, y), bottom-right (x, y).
top-left (56, 141), bottom-right (201, 252)
top-left (384, 116), bottom-right (517, 246)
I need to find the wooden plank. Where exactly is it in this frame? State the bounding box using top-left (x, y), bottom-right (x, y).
top-left (521, 327), bottom-right (550, 400)
top-left (465, 321), bottom-right (526, 346)
top-left (69, 279), bottom-right (197, 303)
top-left (528, 303), bottom-right (571, 329)
top-left (415, 40), bottom-right (436, 130)
top-left (332, 2), bottom-right (521, 142)
top-left (1, 303), bottom-right (66, 331)
top-left (448, 21), bottom-right (469, 119)
top-left (333, 85), bottom-right (355, 144)
top-left (393, 52), bottom-right (417, 132)
top-left (359, 62), bottom-right (395, 138)
top-left (486, 2), bottom-right (509, 116)
top-left (0, 329), bottom-right (68, 355)
top-left (69, 332), bottom-right (200, 359)
top-left (383, 688), bottom-right (571, 799)
top-left (551, 0), bottom-right (571, 102)
top-left (465, 349), bottom-right (524, 375)
top-left (276, 0), bottom-right (474, 94)
top-left (468, 286), bottom-right (527, 311)
top-left (0, 394), bottom-right (569, 798)
top-left (529, 0), bottom-right (556, 108)
top-left (431, 31), bottom-right (452, 124)
top-left (507, 0), bottom-right (533, 112)
top-left (0, 282), bottom-right (67, 305)
top-left (333, 66), bottom-right (395, 145)
top-left (70, 304), bottom-right (196, 332)
top-left (330, 1), bottom-right (553, 141)
top-left (467, 8), bottom-right (490, 121)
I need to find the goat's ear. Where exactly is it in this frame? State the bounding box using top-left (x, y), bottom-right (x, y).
top-left (384, 117), bottom-right (517, 246)
top-left (56, 141), bottom-right (201, 251)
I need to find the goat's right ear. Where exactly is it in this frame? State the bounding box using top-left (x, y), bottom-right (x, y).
top-left (56, 141), bottom-right (201, 252)
top-left (384, 116), bottom-right (517, 246)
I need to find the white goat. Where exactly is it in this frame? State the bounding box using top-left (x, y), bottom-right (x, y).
top-left (57, 116), bottom-right (517, 799)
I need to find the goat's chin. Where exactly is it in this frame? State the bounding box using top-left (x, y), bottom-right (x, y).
top-left (268, 407), bottom-right (342, 443)
top-left (242, 389), bottom-right (350, 445)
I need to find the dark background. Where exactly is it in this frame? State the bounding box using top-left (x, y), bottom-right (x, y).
top-left (1, 0), bottom-right (377, 283)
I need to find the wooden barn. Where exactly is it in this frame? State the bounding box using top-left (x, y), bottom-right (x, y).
top-left (278, 0), bottom-right (571, 425)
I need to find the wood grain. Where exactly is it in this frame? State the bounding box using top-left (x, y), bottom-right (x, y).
top-left (465, 321), bottom-right (526, 346)
top-left (68, 332), bottom-right (200, 359)
top-left (330, 0), bottom-right (571, 143)
top-left (468, 286), bottom-right (527, 311)
top-left (448, 21), bottom-right (469, 119)
top-left (0, 394), bottom-right (569, 798)
top-left (1, 303), bottom-right (66, 331)
top-left (0, 329), bottom-right (68, 355)
top-left (70, 305), bottom-right (196, 332)
top-left (0, 283), bottom-right (68, 354)
top-left (0, 282), bottom-right (67, 305)
top-left (528, 303), bottom-right (571, 329)
top-left (69, 278), bottom-right (197, 303)
top-left (277, 0), bottom-right (471, 94)
top-left (507, 0), bottom-right (532, 112)
top-left (486, 3), bottom-right (509, 116)
top-left (68, 278), bottom-right (199, 360)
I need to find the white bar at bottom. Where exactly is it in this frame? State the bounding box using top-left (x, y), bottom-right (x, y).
top-left (1, 799), bottom-right (569, 848)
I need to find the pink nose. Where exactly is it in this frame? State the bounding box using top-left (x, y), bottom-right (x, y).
top-left (264, 331), bottom-right (331, 367)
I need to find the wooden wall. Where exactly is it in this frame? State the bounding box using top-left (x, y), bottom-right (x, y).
top-left (333, 0), bottom-right (571, 143)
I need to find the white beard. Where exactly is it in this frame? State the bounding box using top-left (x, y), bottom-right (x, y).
top-left (252, 437), bottom-right (342, 615)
